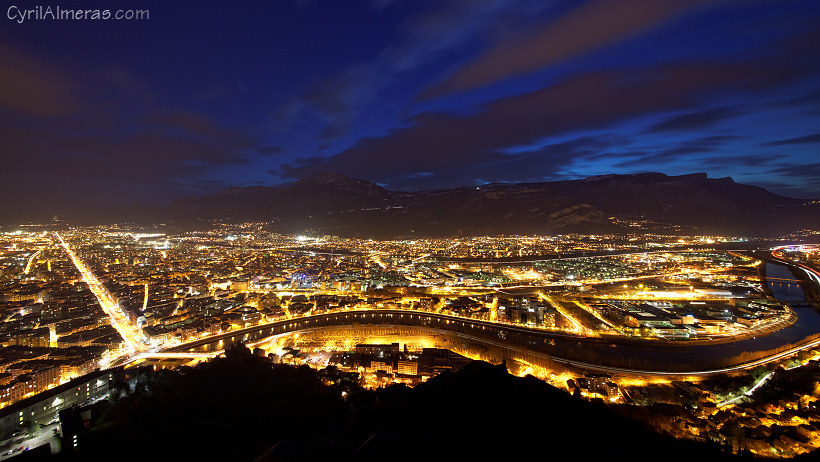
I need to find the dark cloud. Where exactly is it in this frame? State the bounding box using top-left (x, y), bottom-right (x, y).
top-left (423, 0), bottom-right (715, 98)
top-left (761, 133), bottom-right (820, 146)
top-left (270, 64), bottom-right (387, 143)
top-left (698, 135), bottom-right (739, 143)
top-left (375, 137), bottom-right (604, 190)
top-left (385, 0), bottom-right (552, 73)
top-left (257, 146), bottom-right (286, 156)
top-left (761, 163), bottom-right (820, 198)
top-left (271, 0), bottom-right (552, 144)
top-left (645, 108), bottom-right (733, 133)
top-left (0, 43), bottom-right (78, 117)
top-left (770, 163), bottom-right (820, 181)
top-left (235, 180), bottom-right (268, 187)
top-left (623, 133), bottom-right (739, 160)
top-left (303, 77), bottom-right (355, 116)
top-left (145, 110), bottom-right (250, 140)
top-left (0, 119), bottom-right (253, 220)
top-left (615, 146), bottom-right (713, 168)
top-left (318, 123), bottom-right (351, 142)
top-left (772, 88), bottom-right (820, 115)
top-left (618, 149), bottom-right (781, 170)
top-left (280, 50), bottom-right (811, 186)
top-left (614, 134), bottom-right (755, 168)
top-left (0, 123), bottom-right (252, 185)
top-left (698, 153), bottom-right (782, 167)
top-left (0, 45), bottom-right (266, 217)
top-left (194, 79), bottom-right (248, 102)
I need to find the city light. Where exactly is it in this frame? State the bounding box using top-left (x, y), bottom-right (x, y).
top-left (0, 225), bottom-right (818, 457)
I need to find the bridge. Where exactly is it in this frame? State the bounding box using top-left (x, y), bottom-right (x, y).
top-left (765, 246), bottom-right (820, 303)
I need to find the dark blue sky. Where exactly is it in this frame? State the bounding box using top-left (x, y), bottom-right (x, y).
top-left (2, 0), bottom-right (820, 219)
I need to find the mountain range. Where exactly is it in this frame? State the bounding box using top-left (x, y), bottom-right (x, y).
top-left (143, 172), bottom-right (819, 238)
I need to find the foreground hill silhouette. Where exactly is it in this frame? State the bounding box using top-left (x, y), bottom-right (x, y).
top-left (150, 171), bottom-right (818, 238)
top-left (56, 344), bottom-right (736, 461)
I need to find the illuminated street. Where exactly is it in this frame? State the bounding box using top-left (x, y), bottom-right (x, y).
top-left (54, 232), bottom-right (144, 353)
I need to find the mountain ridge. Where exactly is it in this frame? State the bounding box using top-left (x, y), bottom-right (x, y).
top-left (150, 172), bottom-right (819, 238)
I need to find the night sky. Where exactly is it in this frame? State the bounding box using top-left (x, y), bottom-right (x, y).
top-left (2, 0), bottom-right (820, 221)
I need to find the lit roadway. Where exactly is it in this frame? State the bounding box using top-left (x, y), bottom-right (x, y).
top-left (55, 232), bottom-right (146, 353)
top-left (537, 292), bottom-right (586, 334)
top-left (24, 248), bottom-right (43, 274)
top-left (771, 245), bottom-right (820, 287)
top-left (159, 307), bottom-right (820, 377)
top-left (716, 346), bottom-right (820, 407)
top-left (115, 351), bottom-right (219, 367)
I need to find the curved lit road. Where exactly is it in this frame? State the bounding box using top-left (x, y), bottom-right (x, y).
top-left (158, 302), bottom-right (819, 376)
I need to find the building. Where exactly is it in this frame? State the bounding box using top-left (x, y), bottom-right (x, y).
top-left (2, 327), bottom-right (51, 347)
top-left (0, 367), bottom-right (122, 439)
top-left (396, 360), bottom-right (418, 376)
top-left (355, 343), bottom-right (400, 358)
top-left (369, 361), bottom-right (392, 374)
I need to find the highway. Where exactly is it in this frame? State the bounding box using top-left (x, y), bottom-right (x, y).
top-left (160, 306), bottom-right (820, 375)
top-left (537, 292), bottom-right (586, 334)
top-left (771, 245), bottom-right (820, 288)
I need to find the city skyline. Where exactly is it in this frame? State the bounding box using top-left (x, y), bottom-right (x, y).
top-left (2, 0), bottom-right (820, 222)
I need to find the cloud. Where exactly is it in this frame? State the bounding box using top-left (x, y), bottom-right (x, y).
top-left (270, 64), bottom-right (389, 143)
top-left (0, 118), bottom-right (255, 220)
top-left (0, 46), bottom-right (267, 217)
top-left (194, 79), bottom-right (248, 102)
top-left (384, 0), bottom-right (552, 73)
top-left (617, 149), bottom-right (781, 170)
top-left (699, 153), bottom-right (781, 167)
top-left (615, 148), bottom-right (712, 168)
top-left (763, 163), bottom-right (820, 198)
top-left (761, 133), bottom-right (820, 146)
top-left (615, 135), bottom-right (742, 168)
top-left (257, 146), bottom-right (286, 156)
top-left (372, 136), bottom-right (608, 190)
top-left (279, 50), bottom-right (810, 186)
top-left (0, 123), bottom-right (253, 185)
top-left (423, 0), bottom-right (714, 98)
top-left (270, 0), bottom-right (553, 143)
top-left (0, 43), bottom-right (78, 117)
top-left (645, 108), bottom-right (734, 133)
top-left (146, 110), bottom-right (250, 140)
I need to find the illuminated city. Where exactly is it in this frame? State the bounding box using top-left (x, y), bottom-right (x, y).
top-left (3, 0), bottom-right (820, 460)
top-left (0, 222), bottom-right (818, 458)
